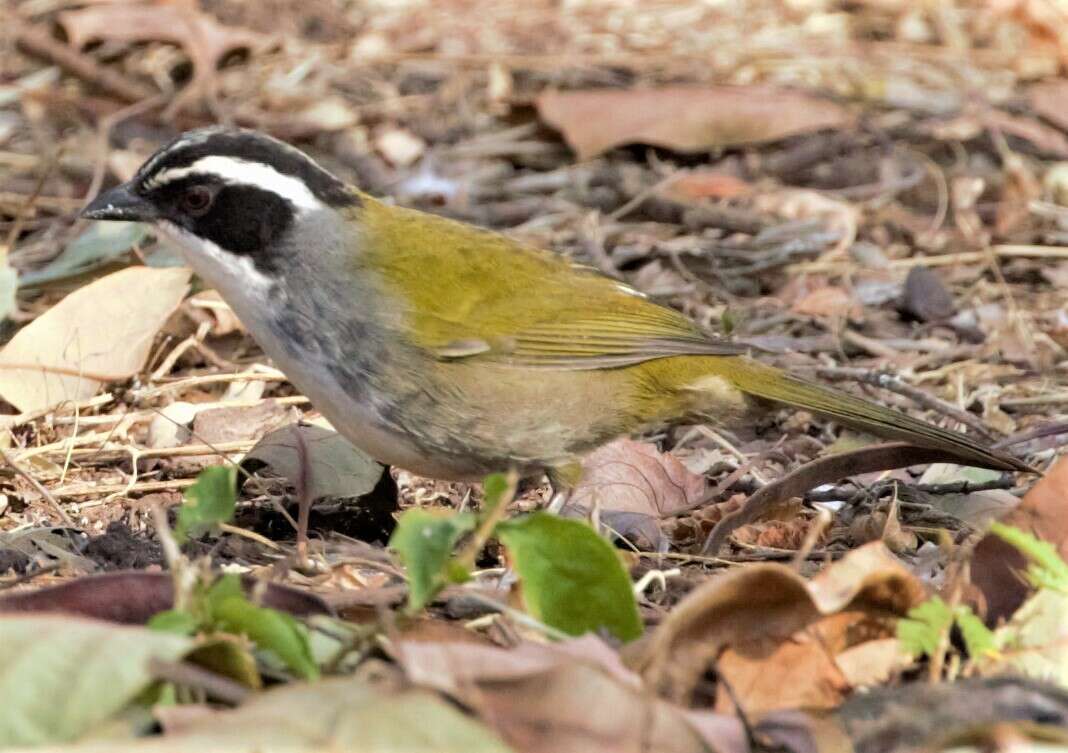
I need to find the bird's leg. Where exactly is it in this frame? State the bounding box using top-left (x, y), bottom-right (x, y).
top-left (545, 462), bottom-right (581, 514)
top-left (292, 425), bottom-right (313, 566)
top-left (546, 485), bottom-right (572, 514)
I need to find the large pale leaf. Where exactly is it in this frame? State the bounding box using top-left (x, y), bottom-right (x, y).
top-left (0, 615), bottom-right (191, 746)
top-left (243, 423), bottom-right (385, 501)
top-left (0, 266), bottom-right (191, 413)
top-left (537, 85), bottom-right (849, 159)
top-left (28, 680), bottom-right (512, 752)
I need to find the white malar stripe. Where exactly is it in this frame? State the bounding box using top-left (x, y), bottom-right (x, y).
top-left (147, 156), bottom-right (324, 212)
top-left (156, 219), bottom-right (275, 299)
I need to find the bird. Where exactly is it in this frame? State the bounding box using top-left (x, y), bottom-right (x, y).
top-left (82, 127), bottom-right (1030, 541)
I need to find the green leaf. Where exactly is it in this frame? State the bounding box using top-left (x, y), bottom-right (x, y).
top-left (212, 596), bottom-right (319, 681)
top-left (0, 615), bottom-right (192, 746)
top-left (175, 465), bottom-right (237, 543)
top-left (19, 222), bottom-right (149, 288)
top-left (990, 522), bottom-right (1068, 591)
top-left (482, 473), bottom-right (510, 513)
top-left (147, 609), bottom-right (199, 636)
top-left (390, 509), bottom-right (477, 612)
top-left (496, 513), bottom-right (642, 642)
top-left (955, 605), bottom-right (997, 658)
top-left (897, 596), bottom-right (954, 658)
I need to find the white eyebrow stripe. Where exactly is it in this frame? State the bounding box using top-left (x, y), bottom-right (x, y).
top-left (146, 155), bottom-right (323, 211)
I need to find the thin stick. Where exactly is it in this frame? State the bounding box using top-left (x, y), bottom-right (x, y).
top-left (0, 447), bottom-right (75, 528)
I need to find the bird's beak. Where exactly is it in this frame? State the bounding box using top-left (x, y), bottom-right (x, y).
top-left (81, 183), bottom-right (158, 222)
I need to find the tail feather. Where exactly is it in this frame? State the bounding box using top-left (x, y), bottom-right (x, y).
top-left (725, 360), bottom-right (1033, 473)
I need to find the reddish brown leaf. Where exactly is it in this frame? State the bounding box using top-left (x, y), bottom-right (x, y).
top-left (565, 439), bottom-right (706, 549)
top-left (634, 542), bottom-right (925, 709)
top-left (972, 455), bottom-right (1068, 623)
top-left (537, 86), bottom-right (850, 159)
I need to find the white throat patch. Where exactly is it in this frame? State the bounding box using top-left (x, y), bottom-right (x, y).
top-left (156, 220), bottom-right (275, 298)
top-left (146, 155), bottom-right (324, 212)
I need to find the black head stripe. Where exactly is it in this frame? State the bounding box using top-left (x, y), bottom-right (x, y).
top-left (136, 127), bottom-right (357, 208)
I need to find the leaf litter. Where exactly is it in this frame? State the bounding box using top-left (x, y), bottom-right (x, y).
top-left (1, 0), bottom-right (1068, 751)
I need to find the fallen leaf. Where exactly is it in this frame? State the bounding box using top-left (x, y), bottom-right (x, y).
top-left (29, 680), bottom-right (513, 753)
top-left (635, 541), bottom-right (926, 708)
top-left (187, 290), bottom-right (244, 336)
top-left (972, 455), bottom-right (1068, 623)
top-left (0, 571), bottom-right (330, 623)
top-left (394, 636), bottom-right (746, 753)
top-left (58, 1), bottom-right (269, 114)
top-left (0, 266), bottom-right (191, 413)
top-left (663, 170), bottom-right (753, 201)
top-left (192, 400), bottom-right (294, 445)
top-left (791, 284), bottom-right (862, 320)
top-left (714, 628), bottom-right (850, 713)
top-left (242, 423), bottom-right (386, 502)
top-left (0, 615), bottom-right (192, 746)
top-left (18, 223), bottom-right (149, 289)
top-left (982, 110), bottom-right (1068, 158)
top-left (994, 587), bottom-right (1068, 687)
top-left (537, 85), bottom-right (850, 159)
top-left (1029, 79), bottom-right (1068, 133)
top-left (565, 439), bottom-right (706, 549)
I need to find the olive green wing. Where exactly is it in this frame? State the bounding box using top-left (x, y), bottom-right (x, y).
top-left (359, 196), bottom-right (746, 369)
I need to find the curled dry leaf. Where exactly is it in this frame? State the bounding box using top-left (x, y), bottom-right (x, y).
top-left (972, 455), bottom-right (1068, 623)
top-left (394, 636), bottom-right (746, 753)
top-left (537, 85), bottom-right (850, 159)
top-left (0, 266), bottom-right (191, 414)
top-left (564, 438), bottom-right (706, 550)
top-left (634, 541), bottom-right (926, 710)
top-left (0, 571), bottom-right (330, 623)
top-left (58, 1), bottom-right (270, 114)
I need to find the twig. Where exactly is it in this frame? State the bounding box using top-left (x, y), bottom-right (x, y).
top-left (14, 22), bottom-right (157, 104)
top-left (790, 245), bottom-right (1068, 274)
top-left (148, 658), bottom-right (250, 705)
top-left (456, 470), bottom-right (518, 571)
top-left (0, 447), bottom-right (75, 528)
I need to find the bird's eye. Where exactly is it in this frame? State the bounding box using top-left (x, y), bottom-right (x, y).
top-left (181, 185), bottom-right (214, 216)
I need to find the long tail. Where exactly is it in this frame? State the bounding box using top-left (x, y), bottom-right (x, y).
top-left (722, 359), bottom-right (1033, 473)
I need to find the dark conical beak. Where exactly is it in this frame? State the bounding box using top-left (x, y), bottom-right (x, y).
top-left (82, 183), bottom-right (158, 222)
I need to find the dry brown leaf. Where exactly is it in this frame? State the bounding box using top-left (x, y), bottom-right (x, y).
top-left (0, 266), bottom-right (191, 413)
top-left (395, 637), bottom-right (746, 753)
top-left (714, 630), bottom-right (850, 713)
top-left (982, 110), bottom-right (1068, 158)
top-left (537, 86), bottom-right (850, 159)
top-left (972, 455), bottom-right (1068, 623)
top-left (663, 170), bottom-right (753, 201)
top-left (1030, 80), bottom-right (1068, 132)
top-left (192, 401), bottom-right (294, 445)
top-left (187, 290), bottom-right (244, 336)
top-left (634, 541), bottom-right (925, 708)
top-left (58, 1), bottom-right (269, 114)
top-left (564, 439), bottom-right (706, 549)
top-left (791, 285), bottom-right (862, 321)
